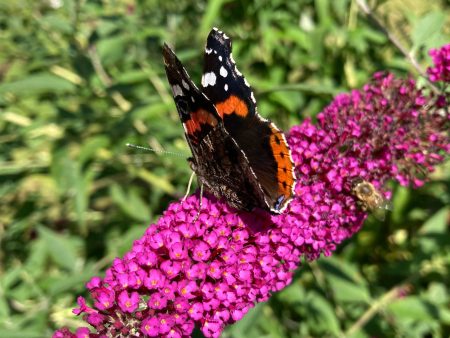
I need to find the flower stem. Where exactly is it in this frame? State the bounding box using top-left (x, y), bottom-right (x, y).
top-left (355, 0), bottom-right (441, 94)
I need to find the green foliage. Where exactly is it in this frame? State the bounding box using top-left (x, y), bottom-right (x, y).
top-left (0, 0), bottom-right (449, 337)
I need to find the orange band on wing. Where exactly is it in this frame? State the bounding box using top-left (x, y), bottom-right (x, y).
top-left (215, 95), bottom-right (249, 118)
top-left (185, 109), bottom-right (219, 137)
top-left (269, 126), bottom-right (295, 198)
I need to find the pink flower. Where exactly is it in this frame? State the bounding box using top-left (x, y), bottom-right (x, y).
top-left (53, 327), bottom-right (75, 338)
top-left (75, 327), bottom-right (90, 338)
top-left (148, 292), bottom-right (168, 310)
top-left (159, 314), bottom-right (176, 334)
top-left (86, 312), bottom-right (105, 327)
top-left (191, 240), bottom-right (212, 261)
top-left (169, 242), bottom-right (188, 260)
top-left (144, 269), bottom-right (165, 289)
top-left (93, 288), bottom-right (114, 311)
top-left (427, 44), bottom-right (450, 83)
top-left (72, 297), bottom-right (88, 315)
top-left (189, 302), bottom-right (204, 320)
top-left (86, 277), bottom-right (101, 290)
top-left (141, 317), bottom-right (159, 337)
top-left (117, 290), bottom-right (139, 313)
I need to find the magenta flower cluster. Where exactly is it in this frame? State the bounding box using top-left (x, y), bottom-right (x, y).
top-left (54, 46), bottom-right (449, 338)
top-left (317, 71), bottom-right (449, 188)
top-left (427, 44), bottom-right (450, 83)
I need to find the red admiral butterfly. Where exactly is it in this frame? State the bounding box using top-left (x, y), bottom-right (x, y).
top-left (163, 28), bottom-right (296, 214)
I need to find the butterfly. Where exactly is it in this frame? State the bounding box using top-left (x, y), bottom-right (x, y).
top-left (163, 28), bottom-right (295, 214)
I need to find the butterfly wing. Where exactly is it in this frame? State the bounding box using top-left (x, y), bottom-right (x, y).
top-left (163, 43), bottom-right (268, 211)
top-left (163, 43), bottom-right (221, 149)
top-left (201, 28), bottom-right (296, 213)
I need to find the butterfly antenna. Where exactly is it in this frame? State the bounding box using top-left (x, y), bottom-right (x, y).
top-left (126, 143), bottom-right (185, 158)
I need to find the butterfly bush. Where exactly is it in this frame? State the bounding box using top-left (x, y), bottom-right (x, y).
top-left (54, 45), bottom-right (449, 338)
top-left (427, 44), bottom-right (450, 83)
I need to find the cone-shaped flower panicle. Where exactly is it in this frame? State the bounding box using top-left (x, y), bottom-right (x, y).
top-left (54, 53), bottom-right (449, 338)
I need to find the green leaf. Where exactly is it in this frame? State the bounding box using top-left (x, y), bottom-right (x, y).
top-left (278, 281), bottom-right (306, 304)
top-left (327, 276), bottom-right (370, 303)
top-left (74, 167), bottom-right (96, 231)
top-left (97, 36), bottom-right (128, 66)
top-left (48, 270), bottom-right (96, 295)
top-left (135, 168), bottom-right (176, 195)
top-left (268, 91), bottom-right (300, 112)
top-left (37, 227), bottom-right (81, 271)
top-left (307, 291), bottom-right (341, 335)
top-left (411, 12), bottom-right (446, 50)
top-left (116, 70), bottom-right (149, 84)
top-left (226, 303), bottom-right (266, 337)
top-left (0, 330), bottom-right (44, 338)
top-left (115, 225), bottom-right (148, 256)
top-left (418, 207), bottom-right (450, 254)
top-left (42, 14), bottom-right (73, 34)
top-left (419, 207), bottom-right (448, 235)
top-left (425, 282), bottom-right (448, 306)
top-left (320, 258), bottom-right (371, 303)
top-left (198, 0), bottom-right (228, 39)
top-left (0, 265), bottom-right (22, 291)
top-left (23, 238), bottom-right (48, 279)
top-left (387, 297), bottom-right (436, 322)
top-left (391, 185), bottom-right (410, 224)
top-left (110, 184), bottom-right (151, 222)
top-left (0, 73), bottom-right (76, 96)
top-left (51, 151), bottom-right (79, 195)
top-left (78, 136), bottom-right (110, 165)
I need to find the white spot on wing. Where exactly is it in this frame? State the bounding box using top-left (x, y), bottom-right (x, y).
top-left (224, 84), bottom-right (228, 91)
top-left (220, 66), bottom-right (228, 78)
top-left (205, 48), bottom-right (213, 54)
top-left (244, 78), bottom-right (250, 87)
top-left (218, 55), bottom-right (222, 61)
top-left (250, 92), bottom-right (256, 103)
top-left (172, 84), bottom-right (183, 97)
top-left (201, 72), bottom-right (217, 87)
top-left (182, 80), bottom-right (189, 90)
top-left (191, 97), bottom-right (195, 102)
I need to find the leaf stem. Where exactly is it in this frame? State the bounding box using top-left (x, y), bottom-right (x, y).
top-left (344, 282), bottom-right (410, 337)
top-left (355, 0), bottom-right (440, 94)
top-left (88, 46), bottom-right (131, 112)
top-left (344, 251), bottom-right (446, 336)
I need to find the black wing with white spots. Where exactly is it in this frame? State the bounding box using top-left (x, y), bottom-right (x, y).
top-left (201, 27), bottom-right (257, 117)
top-left (163, 43), bottom-right (221, 146)
top-left (201, 28), bottom-right (296, 213)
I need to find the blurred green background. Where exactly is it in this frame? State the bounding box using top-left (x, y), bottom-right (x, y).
top-left (0, 0), bottom-right (449, 337)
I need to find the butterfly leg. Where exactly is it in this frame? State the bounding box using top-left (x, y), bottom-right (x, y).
top-left (183, 171), bottom-right (196, 201)
top-left (192, 183), bottom-right (204, 222)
